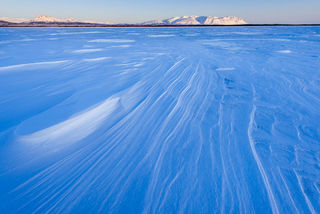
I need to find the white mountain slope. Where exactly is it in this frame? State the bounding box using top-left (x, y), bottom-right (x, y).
top-left (1, 15), bottom-right (246, 25)
top-left (0, 17), bottom-right (28, 23)
top-left (143, 16), bottom-right (247, 25)
top-left (0, 15), bottom-right (111, 24)
top-left (31, 15), bottom-right (77, 23)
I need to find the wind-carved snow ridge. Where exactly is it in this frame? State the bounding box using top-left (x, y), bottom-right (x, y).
top-left (277, 50), bottom-right (292, 54)
top-left (72, 48), bottom-right (104, 54)
top-left (83, 57), bottom-right (111, 62)
top-left (109, 44), bottom-right (132, 48)
top-left (20, 97), bottom-right (120, 144)
top-left (88, 39), bottom-right (135, 43)
top-left (148, 34), bottom-right (176, 38)
top-left (216, 67), bottom-right (235, 71)
top-left (0, 60), bottom-right (71, 72)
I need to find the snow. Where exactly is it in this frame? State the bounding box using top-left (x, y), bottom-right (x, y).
top-left (216, 67), bottom-right (235, 71)
top-left (110, 44), bottom-right (132, 48)
top-left (148, 34), bottom-right (176, 37)
top-left (277, 50), bottom-right (292, 54)
top-left (204, 16), bottom-right (247, 25)
top-left (88, 39), bottom-right (135, 43)
top-left (31, 15), bottom-right (74, 23)
top-left (0, 17), bottom-right (28, 23)
top-left (0, 26), bottom-right (320, 214)
top-left (20, 97), bottom-right (119, 145)
top-left (0, 60), bottom-right (71, 72)
top-left (143, 16), bottom-right (247, 25)
top-left (2, 15), bottom-right (245, 25)
top-left (83, 57), bottom-right (111, 62)
top-left (1, 15), bottom-right (112, 25)
top-left (72, 48), bottom-right (104, 54)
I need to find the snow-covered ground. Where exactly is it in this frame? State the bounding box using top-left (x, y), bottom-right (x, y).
top-left (0, 27), bottom-right (319, 213)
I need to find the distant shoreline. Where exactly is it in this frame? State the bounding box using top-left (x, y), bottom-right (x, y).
top-left (0, 23), bottom-right (320, 28)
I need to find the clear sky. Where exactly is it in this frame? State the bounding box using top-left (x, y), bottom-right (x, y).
top-left (1, 0), bottom-right (320, 24)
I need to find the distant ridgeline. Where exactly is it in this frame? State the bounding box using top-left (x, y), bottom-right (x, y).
top-left (0, 15), bottom-right (111, 27)
top-left (142, 16), bottom-right (247, 25)
top-left (0, 15), bottom-right (248, 27)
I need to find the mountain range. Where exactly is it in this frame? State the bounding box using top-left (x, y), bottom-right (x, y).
top-left (0, 15), bottom-right (111, 25)
top-left (0, 15), bottom-right (247, 26)
top-left (143, 16), bottom-right (247, 25)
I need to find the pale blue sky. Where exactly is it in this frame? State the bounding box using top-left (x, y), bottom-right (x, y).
top-left (0, 0), bottom-right (319, 24)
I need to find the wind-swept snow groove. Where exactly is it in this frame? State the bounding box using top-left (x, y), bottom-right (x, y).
top-left (248, 104), bottom-right (280, 214)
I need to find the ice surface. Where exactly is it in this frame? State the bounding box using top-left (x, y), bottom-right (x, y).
top-left (0, 27), bottom-right (320, 214)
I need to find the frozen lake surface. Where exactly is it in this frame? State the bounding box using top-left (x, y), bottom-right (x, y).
top-left (0, 27), bottom-right (320, 213)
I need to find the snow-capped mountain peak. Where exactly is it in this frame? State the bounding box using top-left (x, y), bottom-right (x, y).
top-left (143, 16), bottom-right (247, 25)
top-left (31, 15), bottom-right (77, 23)
top-left (1, 15), bottom-right (246, 25)
top-left (0, 17), bottom-right (28, 23)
